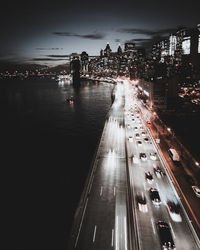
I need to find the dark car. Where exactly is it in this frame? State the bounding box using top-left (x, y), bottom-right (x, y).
top-left (144, 137), bottom-right (149, 143)
top-left (153, 165), bottom-right (165, 178)
top-left (157, 221), bottom-right (175, 249)
top-left (149, 187), bottom-right (161, 205)
top-left (136, 193), bottom-right (148, 213)
top-left (145, 171), bottom-right (154, 184)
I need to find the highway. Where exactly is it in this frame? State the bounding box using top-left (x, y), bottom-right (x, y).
top-left (124, 80), bottom-right (200, 250)
top-left (68, 79), bottom-right (200, 250)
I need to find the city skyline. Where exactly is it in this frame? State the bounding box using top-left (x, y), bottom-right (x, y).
top-left (1, 0), bottom-right (199, 66)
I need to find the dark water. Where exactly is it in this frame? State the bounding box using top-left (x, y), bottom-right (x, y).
top-left (0, 79), bottom-right (113, 249)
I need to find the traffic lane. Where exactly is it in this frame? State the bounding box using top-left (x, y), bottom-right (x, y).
top-left (136, 97), bottom-right (200, 230)
top-left (128, 156), bottom-right (161, 250)
top-left (140, 120), bottom-right (200, 248)
top-left (75, 178), bottom-right (115, 249)
top-left (75, 153), bottom-right (125, 249)
top-left (126, 120), bottom-right (199, 248)
top-left (132, 158), bottom-right (199, 250)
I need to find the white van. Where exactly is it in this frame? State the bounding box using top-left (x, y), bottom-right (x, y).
top-left (168, 148), bottom-right (180, 161)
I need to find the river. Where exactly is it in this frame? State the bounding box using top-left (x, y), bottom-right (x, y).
top-left (0, 78), bottom-right (114, 249)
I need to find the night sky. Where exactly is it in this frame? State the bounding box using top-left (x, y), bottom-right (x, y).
top-left (1, 0), bottom-right (199, 66)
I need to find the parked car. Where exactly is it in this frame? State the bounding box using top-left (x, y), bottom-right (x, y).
top-left (192, 186), bottom-right (200, 198)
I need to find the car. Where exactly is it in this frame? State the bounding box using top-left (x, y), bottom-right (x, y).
top-left (137, 140), bottom-right (142, 146)
top-left (150, 152), bottom-right (157, 160)
top-left (141, 131), bottom-right (146, 137)
top-left (146, 121), bottom-right (151, 126)
top-left (140, 153), bottom-right (147, 161)
top-left (128, 136), bottom-right (133, 142)
top-left (139, 126), bottom-right (144, 130)
top-left (136, 193), bottom-right (148, 213)
top-left (156, 221), bottom-right (175, 249)
top-left (166, 201), bottom-right (182, 222)
top-left (145, 171), bottom-right (154, 184)
top-left (192, 186), bottom-right (200, 198)
top-left (135, 133), bottom-right (140, 139)
top-left (149, 187), bottom-right (161, 206)
top-left (153, 165), bottom-right (164, 178)
top-left (132, 155), bottom-right (139, 164)
top-left (127, 124), bottom-right (131, 129)
top-left (134, 127), bottom-right (138, 131)
top-left (144, 137), bottom-right (149, 143)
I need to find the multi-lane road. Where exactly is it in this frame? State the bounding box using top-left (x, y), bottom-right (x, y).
top-left (124, 80), bottom-right (200, 249)
top-left (68, 79), bottom-right (200, 250)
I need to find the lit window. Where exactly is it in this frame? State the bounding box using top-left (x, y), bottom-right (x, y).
top-left (182, 37), bottom-right (190, 55)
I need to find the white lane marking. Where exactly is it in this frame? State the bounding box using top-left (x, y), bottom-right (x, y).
top-left (169, 222), bottom-right (176, 239)
top-left (88, 174), bottom-right (94, 194)
top-left (151, 218), bottom-right (156, 234)
top-left (111, 229), bottom-right (114, 247)
top-left (124, 216), bottom-right (127, 250)
top-left (93, 225), bottom-right (97, 242)
top-left (156, 183), bottom-right (159, 190)
top-left (113, 186), bottom-right (116, 196)
top-left (75, 198), bottom-right (89, 248)
top-left (100, 186), bottom-right (103, 196)
top-left (116, 216), bottom-right (119, 250)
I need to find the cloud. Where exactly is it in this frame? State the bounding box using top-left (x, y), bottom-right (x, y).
top-left (118, 27), bottom-right (176, 36)
top-left (46, 55), bottom-right (70, 58)
top-left (120, 27), bottom-right (179, 50)
top-left (52, 32), bottom-right (105, 40)
top-left (31, 58), bottom-right (67, 61)
top-left (36, 48), bottom-right (63, 50)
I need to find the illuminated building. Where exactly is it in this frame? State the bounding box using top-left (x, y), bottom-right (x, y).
top-left (182, 36), bottom-right (191, 55)
top-left (169, 35), bottom-right (177, 56)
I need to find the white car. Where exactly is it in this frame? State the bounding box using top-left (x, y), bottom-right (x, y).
top-left (133, 155), bottom-right (139, 164)
top-left (166, 201), bottom-right (182, 222)
top-left (150, 152), bottom-right (157, 160)
top-left (141, 131), bottom-right (146, 137)
top-left (137, 140), bottom-right (142, 146)
top-left (128, 136), bottom-right (133, 142)
top-left (153, 165), bottom-right (164, 178)
top-left (140, 153), bottom-right (147, 161)
top-left (134, 127), bottom-right (138, 131)
top-left (137, 194), bottom-right (148, 213)
top-left (135, 133), bottom-right (140, 139)
top-left (192, 186), bottom-right (200, 198)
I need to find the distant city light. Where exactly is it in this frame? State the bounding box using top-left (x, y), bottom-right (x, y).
top-left (198, 35), bottom-right (200, 54)
top-left (182, 36), bottom-right (191, 55)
